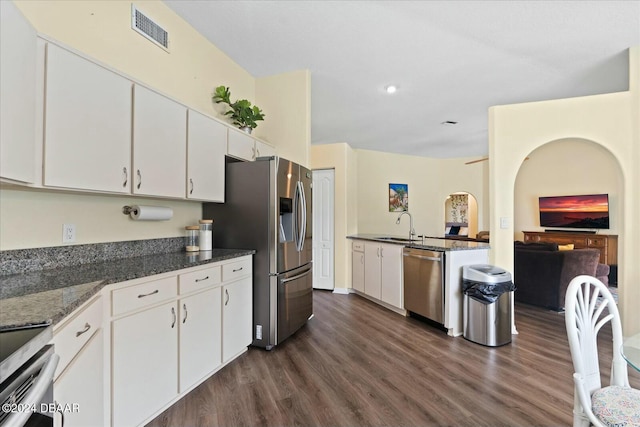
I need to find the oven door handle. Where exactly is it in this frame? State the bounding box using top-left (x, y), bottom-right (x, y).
top-left (3, 353), bottom-right (59, 427)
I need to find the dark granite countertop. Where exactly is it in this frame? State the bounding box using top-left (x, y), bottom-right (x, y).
top-left (347, 234), bottom-right (490, 251)
top-left (0, 249), bottom-right (254, 330)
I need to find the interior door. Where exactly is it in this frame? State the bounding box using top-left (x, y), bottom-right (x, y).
top-left (312, 169), bottom-right (334, 289)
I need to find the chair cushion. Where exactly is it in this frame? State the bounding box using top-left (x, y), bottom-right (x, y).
top-left (592, 385), bottom-right (640, 427)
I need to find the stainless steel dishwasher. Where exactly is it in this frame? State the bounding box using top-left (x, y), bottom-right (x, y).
top-left (403, 247), bottom-right (444, 324)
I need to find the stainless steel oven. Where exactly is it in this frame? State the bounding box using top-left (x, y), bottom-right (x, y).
top-left (0, 326), bottom-right (59, 427)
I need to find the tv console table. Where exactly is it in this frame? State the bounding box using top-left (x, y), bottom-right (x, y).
top-left (523, 231), bottom-right (618, 266)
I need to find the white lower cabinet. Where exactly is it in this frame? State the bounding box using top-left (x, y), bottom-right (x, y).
top-left (112, 300), bottom-right (178, 427)
top-left (352, 242), bottom-right (365, 293)
top-left (54, 329), bottom-right (104, 427)
top-left (360, 240), bottom-right (404, 309)
top-left (179, 287), bottom-right (222, 393)
top-left (222, 276), bottom-right (252, 363)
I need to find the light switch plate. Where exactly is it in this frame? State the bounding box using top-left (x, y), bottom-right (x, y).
top-left (500, 217), bottom-right (510, 229)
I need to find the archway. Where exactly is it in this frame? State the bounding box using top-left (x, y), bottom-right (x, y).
top-left (443, 192), bottom-right (479, 238)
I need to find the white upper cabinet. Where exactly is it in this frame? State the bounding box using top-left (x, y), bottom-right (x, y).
top-left (255, 139), bottom-right (276, 158)
top-left (0, 1), bottom-right (37, 184)
top-left (43, 44), bottom-right (132, 193)
top-left (187, 110), bottom-right (226, 202)
top-left (227, 128), bottom-right (256, 161)
top-left (133, 85), bottom-right (187, 198)
top-left (227, 128), bottom-right (276, 161)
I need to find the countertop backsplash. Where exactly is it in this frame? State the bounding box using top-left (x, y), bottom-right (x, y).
top-left (1, 237), bottom-right (184, 276)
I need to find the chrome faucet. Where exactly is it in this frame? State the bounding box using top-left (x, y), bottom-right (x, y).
top-left (396, 212), bottom-right (415, 241)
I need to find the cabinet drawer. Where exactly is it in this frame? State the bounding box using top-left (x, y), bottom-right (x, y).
top-left (352, 241), bottom-right (365, 252)
top-left (111, 276), bottom-right (177, 316)
top-left (587, 237), bottom-right (607, 247)
top-left (222, 258), bottom-right (252, 282)
top-left (52, 296), bottom-right (103, 379)
top-left (179, 266), bottom-right (221, 294)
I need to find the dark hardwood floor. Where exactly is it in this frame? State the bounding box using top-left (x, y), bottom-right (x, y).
top-left (147, 291), bottom-right (639, 427)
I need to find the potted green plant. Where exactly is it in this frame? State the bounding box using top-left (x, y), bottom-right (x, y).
top-left (212, 86), bottom-right (265, 134)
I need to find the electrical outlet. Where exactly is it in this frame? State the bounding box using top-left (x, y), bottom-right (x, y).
top-left (62, 224), bottom-right (76, 243)
top-left (256, 325), bottom-right (262, 340)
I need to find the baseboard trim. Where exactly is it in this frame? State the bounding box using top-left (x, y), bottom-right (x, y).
top-left (332, 287), bottom-right (350, 295)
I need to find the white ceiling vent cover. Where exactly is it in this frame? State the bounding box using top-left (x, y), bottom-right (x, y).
top-left (131, 4), bottom-right (169, 51)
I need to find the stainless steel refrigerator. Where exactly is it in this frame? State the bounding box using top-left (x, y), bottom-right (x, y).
top-left (203, 156), bottom-right (313, 349)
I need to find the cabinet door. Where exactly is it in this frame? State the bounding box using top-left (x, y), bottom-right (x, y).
top-left (222, 277), bottom-right (252, 362)
top-left (227, 128), bottom-right (255, 161)
top-left (54, 329), bottom-right (104, 427)
top-left (380, 243), bottom-right (404, 309)
top-left (133, 85), bottom-right (186, 198)
top-left (179, 287), bottom-right (222, 393)
top-left (112, 301), bottom-right (178, 427)
top-left (352, 250), bottom-right (365, 293)
top-left (0, 1), bottom-right (37, 184)
top-left (187, 110), bottom-right (226, 201)
top-left (363, 243), bottom-right (382, 299)
top-left (44, 44), bottom-right (132, 192)
top-left (255, 140), bottom-right (276, 158)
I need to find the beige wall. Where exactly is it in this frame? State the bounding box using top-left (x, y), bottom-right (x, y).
top-left (356, 150), bottom-right (488, 238)
top-left (490, 46), bottom-right (640, 336)
top-left (256, 70), bottom-right (311, 167)
top-left (514, 138), bottom-right (622, 240)
top-left (310, 143), bottom-right (358, 290)
top-left (3, 1), bottom-right (311, 251)
top-left (0, 188), bottom-right (201, 250)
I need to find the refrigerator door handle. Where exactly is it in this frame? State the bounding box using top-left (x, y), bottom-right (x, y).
top-left (281, 268), bottom-right (312, 284)
top-left (293, 180), bottom-right (300, 251)
top-left (298, 181), bottom-right (307, 251)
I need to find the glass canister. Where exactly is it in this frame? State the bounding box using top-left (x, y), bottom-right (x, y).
top-left (185, 225), bottom-right (199, 252)
top-left (199, 219), bottom-right (213, 251)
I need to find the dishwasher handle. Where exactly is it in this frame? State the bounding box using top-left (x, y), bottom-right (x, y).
top-left (403, 253), bottom-right (442, 262)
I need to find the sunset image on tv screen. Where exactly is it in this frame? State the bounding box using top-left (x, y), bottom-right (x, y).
top-left (539, 194), bottom-right (609, 229)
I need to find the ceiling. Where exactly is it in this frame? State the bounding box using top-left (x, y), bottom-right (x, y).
top-left (165, 1), bottom-right (640, 159)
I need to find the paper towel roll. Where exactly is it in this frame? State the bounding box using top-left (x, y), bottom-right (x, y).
top-left (129, 205), bottom-right (173, 221)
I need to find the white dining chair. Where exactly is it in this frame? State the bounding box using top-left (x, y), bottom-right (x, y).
top-left (565, 275), bottom-right (640, 427)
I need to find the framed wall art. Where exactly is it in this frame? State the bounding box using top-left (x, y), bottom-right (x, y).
top-left (389, 183), bottom-right (408, 212)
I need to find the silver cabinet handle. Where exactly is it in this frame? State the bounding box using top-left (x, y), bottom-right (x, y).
top-left (75, 323), bottom-right (91, 337)
top-left (377, 247), bottom-right (380, 257)
top-left (122, 167), bottom-right (128, 188)
top-left (381, 248), bottom-right (384, 257)
top-left (232, 267), bottom-right (243, 272)
top-left (182, 303), bottom-right (188, 324)
top-left (256, 148), bottom-right (260, 157)
top-left (189, 178), bottom-right (194, 195)
top-left (138, 289), bottom-right (159, 298)
top-left (225, 289), bottom-right (229, 306)
top-left (251, 146), bottom-right (256, 160)
top-left (361, 254), bottom-right (364, 264)
top-left (137, 169), bottom-right (142, 189)
top-left (171, 307), bottom-right (176, 328)
top-left (195, 276), bottom-right (209, 282)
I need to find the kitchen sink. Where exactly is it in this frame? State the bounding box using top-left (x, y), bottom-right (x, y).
top-left (375, 237), bottom-right (419, 242)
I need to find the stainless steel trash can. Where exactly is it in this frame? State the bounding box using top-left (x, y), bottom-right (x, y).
top-left (462, 265), bottom-right (514, 347)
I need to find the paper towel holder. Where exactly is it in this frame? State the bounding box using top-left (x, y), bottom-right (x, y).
top-left (122, 205), bottom-right (137, 216)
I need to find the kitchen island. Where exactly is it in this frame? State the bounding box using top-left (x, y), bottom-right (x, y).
top-left (348, 234), bottom-right (490, 337)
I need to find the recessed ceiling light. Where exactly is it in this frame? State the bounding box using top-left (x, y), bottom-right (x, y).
top-left (385, 85), bottom-right (397, 94)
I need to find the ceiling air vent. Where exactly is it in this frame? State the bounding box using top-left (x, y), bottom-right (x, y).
top-left (131, 5), bottom-right (169, 51)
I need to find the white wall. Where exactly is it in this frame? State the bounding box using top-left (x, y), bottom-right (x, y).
top-left (490, 46), bottom-right (640, 336)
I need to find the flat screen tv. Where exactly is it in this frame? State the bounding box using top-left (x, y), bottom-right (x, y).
top-left (539, 194), bottom-right (609, 229)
